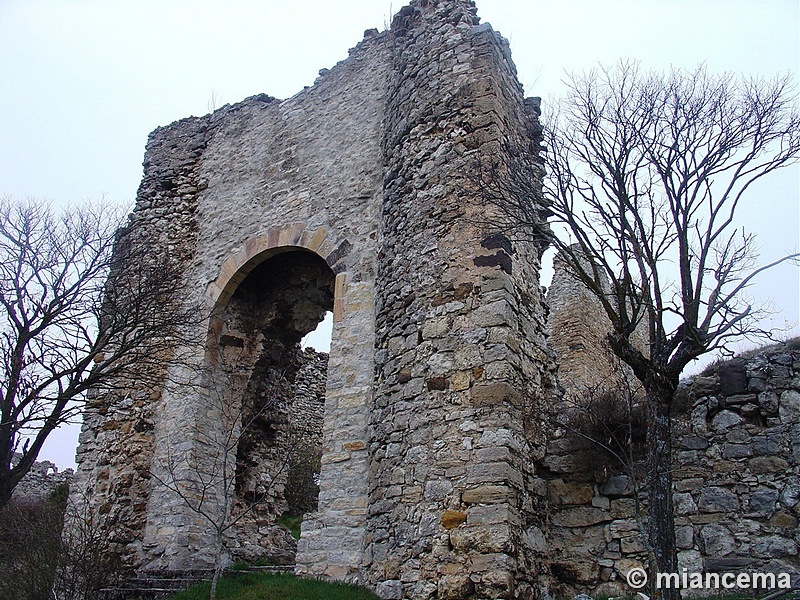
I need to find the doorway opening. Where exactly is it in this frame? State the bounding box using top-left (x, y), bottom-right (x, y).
top-left (211, 249), bottom-right (333, 565)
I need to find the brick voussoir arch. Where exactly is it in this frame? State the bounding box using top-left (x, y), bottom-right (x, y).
top-left (205, 223), bottom-right (346, 313)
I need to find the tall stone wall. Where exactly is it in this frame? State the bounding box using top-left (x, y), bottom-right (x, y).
top-left (71, 18), bottom-right (391, 578)
top-left (69, 116), bottom-right (205, 568)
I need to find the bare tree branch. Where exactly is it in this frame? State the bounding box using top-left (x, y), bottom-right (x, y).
top-left (0, 197), bottom-right (203, 507)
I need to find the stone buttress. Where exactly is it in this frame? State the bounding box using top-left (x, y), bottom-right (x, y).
top-left (369, 2), bottom-right (556, 599)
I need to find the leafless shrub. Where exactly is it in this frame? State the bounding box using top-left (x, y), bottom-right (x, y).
top-left (0, 484), bottom-right (67, 600)
top-left (52, 488), bottom-right (123, 600)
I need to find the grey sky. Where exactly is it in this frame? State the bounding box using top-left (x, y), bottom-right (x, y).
top-left (1, 0), bottom-right (798, 467)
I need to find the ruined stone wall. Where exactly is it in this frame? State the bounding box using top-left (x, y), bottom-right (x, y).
top-left (69, 114), bottom-right (206, 571)
top-left (545, 252), bottom-right (633, 400)
top-left (290, 348), bottom-right (329, 445)
top-left (670, 347), bottom-right (800, 586)
top-left (540, 251), bottom-right (642, 594)
top-left (11, 454), bottom-right (72, 501)
top-left (72, 1), bottom-right (561, 597)
top-left (543, 242), bottom-right (800, 595)
top-left (72, 23), bottom-right (391, 576)
top-left (542, 341), bottom-right (800, 596)
top-left (226, 347), bottom-right (328, 565)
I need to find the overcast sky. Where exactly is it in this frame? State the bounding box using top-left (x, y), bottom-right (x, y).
top-left (1, 0), bottom-right (798, 468)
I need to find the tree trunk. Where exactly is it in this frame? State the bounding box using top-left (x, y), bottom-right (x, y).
top-left (645, 380), bottom-right (679, 600)
top-left (210, 564), bottom-right (221, 600)
top-left (0, 480), bottom-right (13, 509)
top-left (210, 530), bottom-right (224, 600)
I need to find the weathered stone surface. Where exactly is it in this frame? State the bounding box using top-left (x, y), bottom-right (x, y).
top-left (780, 390), bottom-right (800, 423)
top-left (718, 361), bottom-right (748, 395)
top-left (692, 377), bottom-right (718, 395)
top-left (523, 526), bottom-right (548, 553)
top-left (698, 487), bottom-right (740, 512)
top-left (674, 492), bottom-right (698, 515)
top-left (681, 435), bottom-right (709, 450)
top-left (614, 558), bottom-right (644, 581)
top-left (449, 524), bottom-right (513, 553)
top-left (599, 475), bottom-right (633, 498)
top-left (768, 510), bottom-right (798, 529)
top-left (442, 510), bottom-right (468, 530)
top-left (462, 485), bottom-right (513, 505)
top-left (675, 478), bottom-right (704, 492)
top-left (749, 456), bottom-right (790, 474)
top-left (438, 574), bottom-right (474, 600)
top-left (700, 523), bottom-right (736, 556)
top-left (759, 391), bottom-right (780, 414)
top-left (548, 479), bottom-right (594, 505)
top-left (749, 488), bottom-right (779, 515)
top-left (678, 549), bottom-right (703, 574)
top-left (781, 477), bottom-right (800, 509)
top-left (751, 536), bottom-right (798, 559)
top-left (676, 525), bottom-right (694, 549)
top-left (723, 443), bottom-right (752, 458)
top-left (712, 410), bottom-right (744, 431)
top-left (376, 580), bottom-right (403, 600)
top-left (753, 434), bottom-right (782, 455)
top-left (704, 557), bottom-right (754, 571)
top-left (551, 507), bottom-right (610, 528)
top-left (424, 479), bottom-right (453, 501)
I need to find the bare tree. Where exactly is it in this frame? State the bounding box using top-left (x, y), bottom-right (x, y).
top-left (151, 368), bottom-right (303, 600)
top-left (0, 197), bottom-right (198, 508)
top-left (476, 63), bottom-right (800, 599)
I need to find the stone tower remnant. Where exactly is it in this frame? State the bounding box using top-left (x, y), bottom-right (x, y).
top-left (71, 1), bottom-right (558, 598)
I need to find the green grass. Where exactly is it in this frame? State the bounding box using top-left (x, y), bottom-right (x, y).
top-left (277, 513), bottom-right (304, 540)
top-left (171, 571), bottom-right (379, 600)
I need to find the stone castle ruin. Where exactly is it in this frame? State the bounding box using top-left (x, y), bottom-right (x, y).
top-left (70, 1), bottom-right (798, 598)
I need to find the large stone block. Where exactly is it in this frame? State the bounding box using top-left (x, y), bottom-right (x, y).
top-left (449, 524), bottom-right (513, 554)
top-left (698, 487), bottom-right (739, 512)
top-left (779, 390), bottom-right (800, 423)
top-left (551, 507), bottom-right (611, 528)
top-left (749, 488), bottom-right (779, 516)
top-left (700, 523), bottom-right (736, 556)
top-left (462, 485), bottom-right (514, 505)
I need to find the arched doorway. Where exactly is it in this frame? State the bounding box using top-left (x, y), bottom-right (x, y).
top-left (207, 248), bottom-right (334, 564)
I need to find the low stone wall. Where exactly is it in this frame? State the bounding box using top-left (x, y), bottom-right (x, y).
top-left (544, 342), bottom-right (800, 596)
